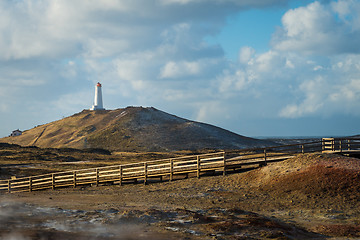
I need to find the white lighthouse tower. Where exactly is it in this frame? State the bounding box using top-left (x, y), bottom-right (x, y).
top-left (90, 82), bottom-right (105, 110)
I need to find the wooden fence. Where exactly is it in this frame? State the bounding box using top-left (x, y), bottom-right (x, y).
top-left (1, 137), bottom-right (359, 194)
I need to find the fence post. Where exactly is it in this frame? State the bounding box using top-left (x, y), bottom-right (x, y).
top-left (8, 180), bottom-right (11, 193)
top-left (348, 139), bottom-right (351, 151)
top-left (301, 144), bottom-right (304, 154)
top-left (332, 139), bottom-right (335, 151)
top-left (52, 173), bottom-right (55, 190)
top-left (73, 171), bottom-right (77, 188)
top-left (29, 177), bottom-right (32, 192)
top-left (223, 152), bottom-right (226, 176)
top-left (119, 166), bottom-right (123, 186)
top-left (339, 140), bottom-right (342, 152)
top-left (264, 149), bottom-right (267, 166)
top-left (169, 159), bottom-right (173, 182)
top-left (144, 162), bottom-right (148, 185)
top-left (96, 168), bottom-right (99, 186)
top-left (197, 156), bottom-right (200, 179)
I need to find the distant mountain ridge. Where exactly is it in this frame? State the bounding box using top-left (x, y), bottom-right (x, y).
top-left (1, 107), bottom-right (275, 151)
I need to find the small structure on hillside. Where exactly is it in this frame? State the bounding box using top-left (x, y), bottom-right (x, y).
top-left (10, 129), bottom-right (22, 137)
top-left (90, 82), bottom-right (105, 110)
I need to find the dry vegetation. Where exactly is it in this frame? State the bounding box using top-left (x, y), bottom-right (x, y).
top-left (1, 143), bottom-right (359, 239)
top-left (0, 107), bottom-right (275, 151)
top-left (0, 142), bottom-right (193, 180)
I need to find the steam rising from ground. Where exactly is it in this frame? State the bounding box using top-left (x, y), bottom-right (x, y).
top-left (0, 199), bottom-right (323, 239)
top-left (0, 201), bottom-right (167, 240)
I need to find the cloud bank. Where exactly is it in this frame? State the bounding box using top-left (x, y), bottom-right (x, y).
top-left (1, 0), bottom-right (360, 137)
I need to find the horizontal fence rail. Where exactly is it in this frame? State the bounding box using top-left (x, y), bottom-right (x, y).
top-left (1, 137), bottom-right (359, 194)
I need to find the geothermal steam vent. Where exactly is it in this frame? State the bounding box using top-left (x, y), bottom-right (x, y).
top-left (90, 82), bottom-right (105, 110)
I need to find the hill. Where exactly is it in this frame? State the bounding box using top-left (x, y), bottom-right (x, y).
top-left (1, 107), bottom-right (275, 151)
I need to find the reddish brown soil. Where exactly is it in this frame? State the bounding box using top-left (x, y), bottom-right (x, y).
top-left (1, 152), bottom-right (360, 239)
top-left (269, 165), bottom-right (360, 199)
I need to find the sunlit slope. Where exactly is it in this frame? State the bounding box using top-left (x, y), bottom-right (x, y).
top-left (1, 107), bottom-right (274, 151)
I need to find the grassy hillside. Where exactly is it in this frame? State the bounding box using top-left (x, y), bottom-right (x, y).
top-left (1, 107), bottom-right (275, 151)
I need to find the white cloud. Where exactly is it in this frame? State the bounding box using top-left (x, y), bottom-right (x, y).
top-left (195, 101), bottom-right (230, 124)
top-left (330, 81), bottom-right (354, 102)
top-left (217, 69), bottom-right (248, 94)
top-left (331, 0), bottom-right (352, 17)
top-left (279, 77), bottom-right (326, 118)
top-left (83, 39), bottom-right (129, 58)
top-left (255, 50), bottom-right (282, 72)
top-left (160, 61), bottom-right (201, 78)
top-left (285, 59), bottom-right (294, 69)
top-left (160, 58), bottom-right (222, 79)
top-left (0, 0), bottom-right (287, 62)
top-left (160, 0), bottom-right (287, 7)
top-left (52, 91), bottom-right (92, 113)
top-left (278, 54), bottom-right (360, 118)
top-left (273, 1), bottom-right (360, 55)
top-left (1, 0), bottom-right (360, 137)
top-left (238, 46), bottom-right (255, 64)
top-left (331, 0), bottom-right (360, 31)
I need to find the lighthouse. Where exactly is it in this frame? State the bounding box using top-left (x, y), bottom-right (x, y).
top-left (90, 82), bottom-right (105, 110)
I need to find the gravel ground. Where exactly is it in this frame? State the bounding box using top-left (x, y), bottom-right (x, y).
top-left (1, 153), bottom-right (359, 239)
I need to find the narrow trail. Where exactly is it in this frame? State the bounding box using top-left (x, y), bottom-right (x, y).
top-left (31, 126), bottom-right (47, 146)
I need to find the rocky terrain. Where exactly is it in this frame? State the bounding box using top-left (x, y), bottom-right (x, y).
top-left (0, 107), bottom-right (275, 152)
top-left (0, 143), bottom-right (359, 239)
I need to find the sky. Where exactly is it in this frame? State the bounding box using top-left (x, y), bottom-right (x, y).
top-left (1, 0), bottom-right (360, 138)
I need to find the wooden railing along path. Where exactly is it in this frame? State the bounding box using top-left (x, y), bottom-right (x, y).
top-left (1, 137), bottom-right (359, 193)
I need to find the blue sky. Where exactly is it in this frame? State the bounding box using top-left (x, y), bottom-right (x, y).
top-left (1, 0), bottom-right (360, 138)
top-left (208, 0), bottom-right (317, 59)
top-left (206, 8), bottom-right (283, 58)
